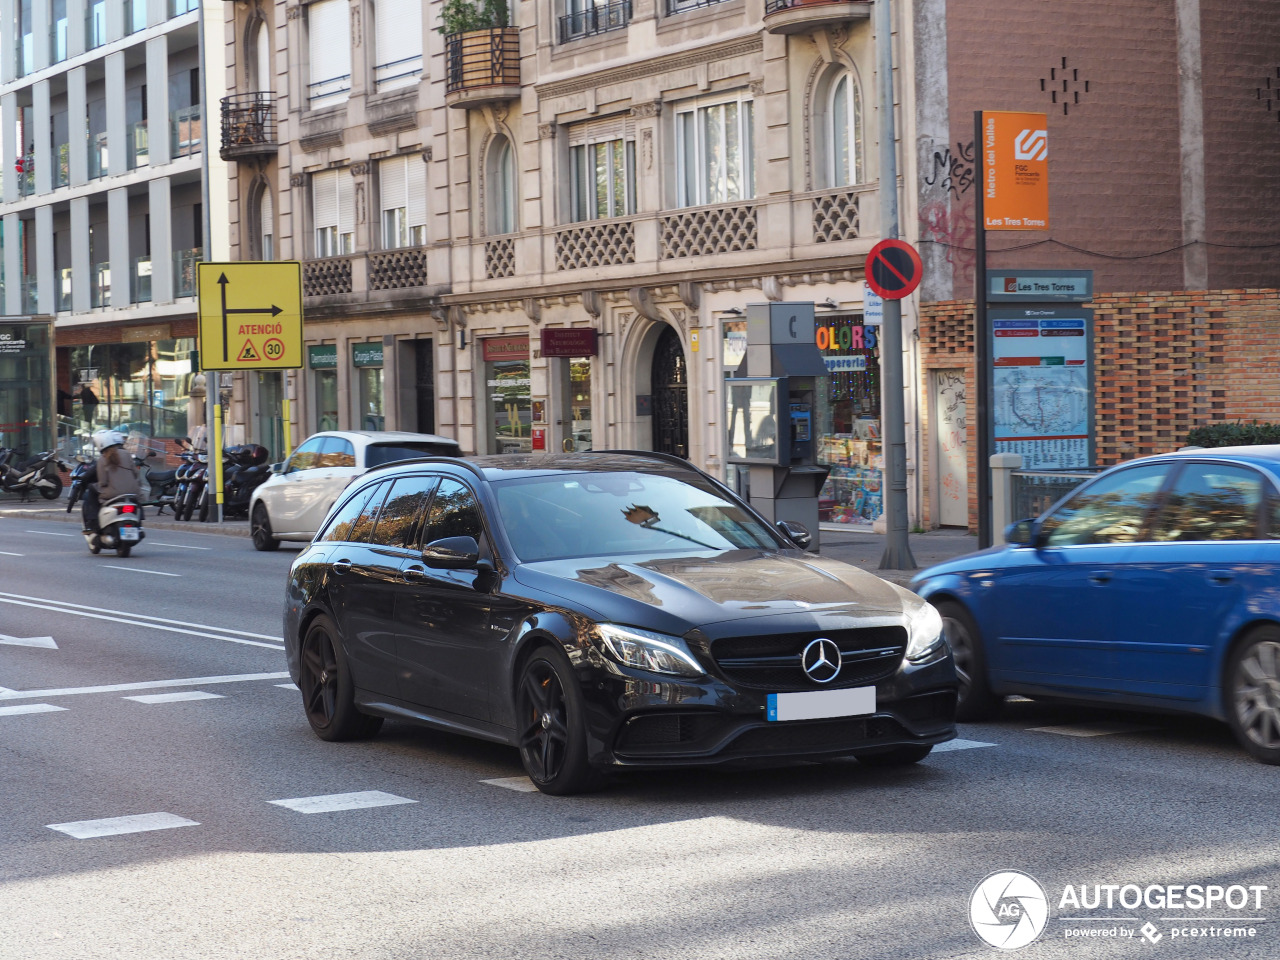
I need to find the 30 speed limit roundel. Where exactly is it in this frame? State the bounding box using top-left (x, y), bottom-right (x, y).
top-left (865, 239), bottom-right (923, 300)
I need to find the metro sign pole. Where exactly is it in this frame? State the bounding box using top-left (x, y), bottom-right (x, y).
top-left (874, 0), bottom-right (915, 571)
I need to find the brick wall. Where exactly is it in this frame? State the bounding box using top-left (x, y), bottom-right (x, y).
top-left (917, 288), bottom-right (1280, 529)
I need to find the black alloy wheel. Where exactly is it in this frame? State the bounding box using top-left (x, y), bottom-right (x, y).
top-left (251, 503), bottom-right (280, 551)
top-left (936, 600), bottom-right (1003, 722)
top-left (1226, 626), bottom-right (1280, 765)
top-left (853, 743), bottom-right (934, 767)
top-left (298, 615), bottom-right (383, 742)
top-left (515, 649), bottom-right (602, 795)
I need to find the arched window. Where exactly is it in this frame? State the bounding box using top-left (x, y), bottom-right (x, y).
top-left (259, 186), bottom-right (275, 261)
top-left (488, 136), bottom-right (516, 235)
top-left (254, 19), bottom-right (272, 94)
top-left (827, 71), bottom-right (863, 187)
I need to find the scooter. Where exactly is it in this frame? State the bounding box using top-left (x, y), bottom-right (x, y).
top-left (84, 494), bottom-right (145, 558)
top-left (0, 448), bottom-right (67, 501)
top-left (134, 438), bottom-right (190, 516)
top-left (213, 444), bottom-right (272, 520)
top-left (180, 452), bottom-right (209, 522)
top-left (171, 443), bottom-right (205, 522)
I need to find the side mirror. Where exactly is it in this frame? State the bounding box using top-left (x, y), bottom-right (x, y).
top-left (1005, 519), bottom-right (1039, 548)
top-left (424, 535), bottom-right (481, 570)
top-left (270, 461), bottom-right (284, 474)
top-left (777, 519), bottom-right (812, 550)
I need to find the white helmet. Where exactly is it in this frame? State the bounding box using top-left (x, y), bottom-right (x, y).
top-left (93, 430), bottom-right (126, 452)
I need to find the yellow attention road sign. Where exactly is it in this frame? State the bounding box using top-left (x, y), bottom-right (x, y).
top-left (197, 262), bottom-right (304, 370)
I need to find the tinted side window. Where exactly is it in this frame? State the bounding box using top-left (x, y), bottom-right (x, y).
top-left (1041, 464), bottom-right (1170, 546)
top-left (1150, 463), bottom-right (1264, 542)
top-left (317, 436), bottom-right (357, 468)
top-left (365, 442), bottom-right (462, 468)
top-left (287, 437), bottom-right (324, 473)
top-left (320, 480), bottom-right (389, 543)
top-left (369, 476), bottom-right (438, 548)
top-left (424, 479), bottom-right (484, 543)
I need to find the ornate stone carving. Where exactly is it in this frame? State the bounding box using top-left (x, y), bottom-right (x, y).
top-left (678, 281), bottom-right (700, 312)
top-left (749, 79), bottom-right (765, 97)
top-left (642, 129), bottom-right (653, 171)
top-left (556, 222), bottom-right (636, 270)
top-left (628, 287), bottom-right (662, 322)
top-left (289, 173), bottom-right (305, 187)
top-left (303, 257), bottom-right (353, 297)
top-left (486, 238), bottom-right (516, 279)
top-left (538, 123), bottom-right (557, 140)
top-left (523, 298), bottom-right (542, 324)
top-left (582, 290), bottom-right (602, 318)
top-left (286, 5), bottom-right (302, 20)
top-left (761, 276), bottom-right (783, 302)
top-left (350, 162), bottom-right (369, 177)
top-left (423, 147), bottom-right (432, 162)
top-left (812, 190), bottom-right (861, 242)
top-left (628, 101), bottom-right (662, 119)
top-left (369, 248), bottom-right (429, 290)
top-left (661, 204), bottom-right (758, 259)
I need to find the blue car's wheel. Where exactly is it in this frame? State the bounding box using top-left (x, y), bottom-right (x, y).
top-left (1226, 628), bottom-right (1280, 765)
top-left (936, 600), bottom-right (1003, 723)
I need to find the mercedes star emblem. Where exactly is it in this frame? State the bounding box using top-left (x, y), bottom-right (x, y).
top-left (801, 637), bottom-right (842, 683)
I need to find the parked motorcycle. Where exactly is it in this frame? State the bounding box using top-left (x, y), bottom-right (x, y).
top-left (180, 453), bottom-right (210, 522)
top-left (84, 494), bottom-right (145, 557)
top-left (66, 456), bottom-right (92, 513)
top-left (134, 438), bottom-right (191, 517)
top-left (195, 444), bottom-right (271, 521)
top-left (0, 447), bottom-right (67, 501)
top-left (171, 443), bottom-right (205, 522)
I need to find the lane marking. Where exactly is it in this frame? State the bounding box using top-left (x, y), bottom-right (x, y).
top-left (24, 530), bottom-right (75, 537)
top-left (275, 682), bottom-right (299, 690)
top-left (0, 703), bottom-right (67, 716)
top-left (47, 812), bottom-right (199, 839)
top-left (0, 550), bottom-right (24, 556)
top-left (0, 594), bottom-right (283, 650)
top-left (932, 738), bottom-right (997, 753)
top-left (268, 791), bottom-right (417, 814)
top-left (0, 592), bottom-right (280, 641)
top-left (0, 633), bottom-right (57, 649)
top-left (124, 691), bottom-right (225, 704)
top-left (102, 565), bottom-right (182, 577)
top-left (482, 776), bottom-right (539, 793)
top-left (1029, 722), bottom-right (1157, 738)
top-left (144, 542), bottom-right (213, 551)
top-left (0, 671), bottom-right (291, 702)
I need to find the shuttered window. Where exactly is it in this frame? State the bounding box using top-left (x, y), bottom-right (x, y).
top-left (374, 0), bottom-right (423, 91)
top-left (313, 169), bottom-right (354, 257)
top-left (307, 0), bottom-right (352, 107)
top-left (568, 116), bottom-right (635, 222)
top-left (380, 156), bottom-right (428, 248)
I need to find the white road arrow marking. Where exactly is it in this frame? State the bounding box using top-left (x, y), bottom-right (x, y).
top-left (0, 633), bottom-right (57, 649)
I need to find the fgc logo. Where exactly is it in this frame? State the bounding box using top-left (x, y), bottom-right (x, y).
top-left (969, 870), bottom-right (1050, 950)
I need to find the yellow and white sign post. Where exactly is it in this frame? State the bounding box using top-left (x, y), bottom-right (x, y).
top-left (197, 262), bottom-right (305, 521)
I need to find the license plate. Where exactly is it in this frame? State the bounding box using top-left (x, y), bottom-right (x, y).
top-left (119, 526), bottom-right (140, 541)
top-left (767, 686), bottom-right (875, 722)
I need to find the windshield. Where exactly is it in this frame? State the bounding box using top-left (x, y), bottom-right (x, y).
top-left (493, 471), bottom-right (780, 562)
top-left (365, 442), bottom-right (461, 468)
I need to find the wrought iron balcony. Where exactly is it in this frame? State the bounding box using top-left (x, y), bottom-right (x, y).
top-left (559, 1), bottom-right (631, 44)
top-left (220, 93), bottom-right (278, 160)
top-left (445, 28), bottom-right (521, 109)
top-left (762, 0), bottom-right (871, 34)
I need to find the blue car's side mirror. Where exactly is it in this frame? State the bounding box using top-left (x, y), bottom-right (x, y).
top-left (1005, 519), bottom-right (1039, 547)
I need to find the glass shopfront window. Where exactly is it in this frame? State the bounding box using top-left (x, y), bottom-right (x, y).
top-left (69, 337), bottom-right (196, 439)
top-left (814, 315), bottom-right (882, 526)
top-left (561, 357), bottom-right (592, 452)
top-left (0, 319), bottom-right (54, 454)
top-left (308, 344), bottom-right (339, 432)
top-left (484, 336), bottom-right (531, 454)
top-left (352, 342), bottom-right (384, 431)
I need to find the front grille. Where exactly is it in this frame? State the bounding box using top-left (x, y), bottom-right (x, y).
top-left (896, 690), bottom-right (957, 726)
top-left (726, 716), bottom-right (907, 757)
top-left (615, 712), bottom-right (729, 756)
top-left (712, 626), bottom-right (906, 692)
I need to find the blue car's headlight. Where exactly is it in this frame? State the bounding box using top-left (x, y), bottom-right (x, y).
top-left (594, 624), bottom-right (705, 678)
top-left (905, 602), bottom-right (947, 663)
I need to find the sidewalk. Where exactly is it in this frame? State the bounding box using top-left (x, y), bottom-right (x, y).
top-left (0, 497), bottom-right (251, 537)
top-left (817, 525), bottom-right (981, 588)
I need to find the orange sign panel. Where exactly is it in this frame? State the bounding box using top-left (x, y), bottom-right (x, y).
top-left (981, 111), bottom-right (1049, 231)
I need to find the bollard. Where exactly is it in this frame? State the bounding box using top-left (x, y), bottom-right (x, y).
top-left (990, 452), bottom-right (1023, 546)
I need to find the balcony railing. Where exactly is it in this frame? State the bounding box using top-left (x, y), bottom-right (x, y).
top-left (374, 55), bottom-right (423, 91)
top-left (86, 1), bottom-right (106, 49)
top-left (88, 133), bottom-right (108, 179)
top-left (219, 93), bottom-right (277, 160)
top-left (171, 106), bottom-right (202, 158)
top-left (56, 143), bottom-right (70, 186)
top-left (129, 121), bottom-right (149, 169)
top-left (665, 0), bottom-right (731, 13)
top-left (170, 0), bottom-right (198, 14)
top-left (51, 18), bottom-right (68, 63)
top-left (559, 1), bottom-right (631, 43)
top-left (58, 268), bottom-right (72, 312)
top-left (21, 276), bottom-right (38, 314)
top-left (91, 263), bottom-right (110, 308)
top-left (308, 75), bottom-right (351, 108)
top-left (126, 0), bottom-right (147, 34)
top-left (445, 28), bottom-right (520, 108)
top-left (173, 248), bottom-right (202, 298)
top-left (132, 256), bottom-right (152, 304)
top-left (304, 248), bottom-right (434, 299)
top-left (16, 163), bottom-right (35, 197)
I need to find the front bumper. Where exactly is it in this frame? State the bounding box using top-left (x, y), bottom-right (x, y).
top-left (583, 656), bottom-right (958, 769)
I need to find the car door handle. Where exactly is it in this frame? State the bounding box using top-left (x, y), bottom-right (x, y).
top-left (1209, 570), bottom-right (1235, 584)
top-left (332, 559), bottom-right (352, 575)
top-left (1089, 570), bottom-right (1112, 584)
top-left (402, 565), bottom-right (427, 582)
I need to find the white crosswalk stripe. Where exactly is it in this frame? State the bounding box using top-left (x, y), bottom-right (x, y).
top-left (268, 791), bottom-right (417, 814)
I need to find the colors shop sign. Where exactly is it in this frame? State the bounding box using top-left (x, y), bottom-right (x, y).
top-left (815, 323), bottom-right (877, 352)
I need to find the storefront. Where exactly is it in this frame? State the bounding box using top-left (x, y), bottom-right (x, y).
top-left (483, 336), bottom-right (531, 453)
top-left (307, 345), bottom-right (339, 432)
top-left (0, 317), bottom-right (54, 454)
top-left (814, 315), bottom-right (882, 526)
top-left (541, 328), bottom-right (596, 453)
top-left (67, 330), bottom-right (198, 440)
top-left (352, 341), bottom-right (385, 430)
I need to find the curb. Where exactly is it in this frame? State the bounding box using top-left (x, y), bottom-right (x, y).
top-left (0, 505), bottom-right (252, 538)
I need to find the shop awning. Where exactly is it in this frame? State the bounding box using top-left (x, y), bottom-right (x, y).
top-left (771, 343), bottom-right (829, 378)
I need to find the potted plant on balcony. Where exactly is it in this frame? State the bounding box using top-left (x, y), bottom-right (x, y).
top-left (441, 0), bottom-right (519, 96)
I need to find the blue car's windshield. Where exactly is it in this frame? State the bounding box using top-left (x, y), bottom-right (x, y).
top-left (493, 471), bottom-right (779, 562)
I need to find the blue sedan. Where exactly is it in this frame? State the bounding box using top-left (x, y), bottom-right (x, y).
top-left (911, 445), bottom-right (1280, 764)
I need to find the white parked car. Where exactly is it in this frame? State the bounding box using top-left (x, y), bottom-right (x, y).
top-left (249, 430), bottom-right (462, 551)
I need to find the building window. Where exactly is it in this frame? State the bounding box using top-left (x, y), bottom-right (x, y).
top-left (379, 156), bottom-right (427, 248)
top-left (251, 18), bottom-right (272, 93)
top-left (259, 185), bottom-right (275, 261)
top-left (664, 0), bottom-right (729, 16)
top-left (828, 71), bottom-right (863, 187)
top-left (675, 95), bottom-right (754, 207)
top-left (51, 0), bottom-right (68, 63)
top-left (312, 169), bottom-right (354, 257)
top-left (307, 0), bottom-right (352, 107)
top-left (569, 129), bottom-right (635, 222)
top-left (559, 0), bottom-right (631, 44)
top-left (487, 136), bottom-right (517, 235)
top-left (373, 0), bottom-right (423, 91)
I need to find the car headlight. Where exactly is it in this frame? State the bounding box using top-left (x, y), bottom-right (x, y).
top-left (594, 624), bottom-right (705, 678)
top-left (905, 602), bottom-right (947, 663)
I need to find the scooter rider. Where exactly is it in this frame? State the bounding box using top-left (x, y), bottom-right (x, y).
top-left (82, 431), bottom-right (142, 533)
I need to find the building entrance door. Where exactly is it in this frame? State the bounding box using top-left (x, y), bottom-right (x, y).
top-left (650, 325), bottom-right (688, 459)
